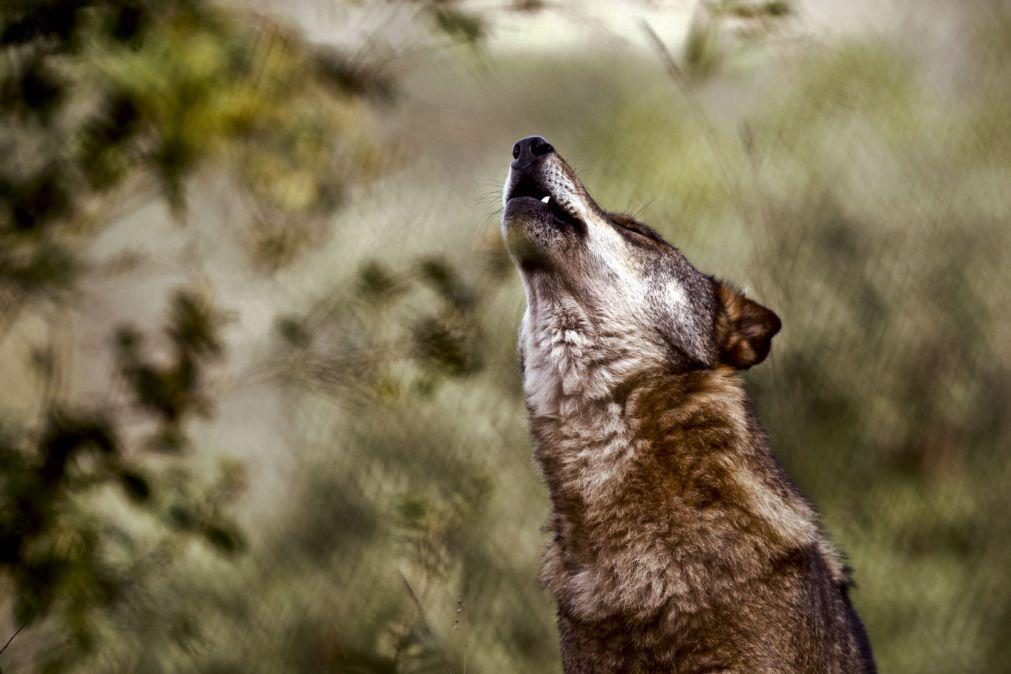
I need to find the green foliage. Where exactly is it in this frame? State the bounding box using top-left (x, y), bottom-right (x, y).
top-left (0, 291), bottom-right (245, 668)
top-left (682, 0), bottom-right (795, 81)
top-left (356, 260), bottom-right (407, 304)
top-left (115, 289), bottom-right (223, 446)
top-left (683, 16), bottom-right (721, 81)
top-left (0, 0), bottom-right (513, 668)
top-left (433, 8), bottom-right (485, 44)
top-left (711, 0), bottom-right (792, 19)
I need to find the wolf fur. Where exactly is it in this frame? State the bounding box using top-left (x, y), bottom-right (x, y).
top-left (501, 136), bottom-right (875, 673)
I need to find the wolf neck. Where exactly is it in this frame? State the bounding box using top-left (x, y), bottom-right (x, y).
top-left (520, 285), bottom-right (648, 412)
top-left (519, 291), bottom-right (656, 492)
top-left (519, 293), bottom-right (835, 622)
top-left (519, 295), bottom-right (734, 500)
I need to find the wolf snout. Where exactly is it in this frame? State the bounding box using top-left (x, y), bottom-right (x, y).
top-left (512, 135), bottom-right (555, 170)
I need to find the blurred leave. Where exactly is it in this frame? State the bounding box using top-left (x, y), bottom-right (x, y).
top-left (432, 7), bottom-right (485, 44)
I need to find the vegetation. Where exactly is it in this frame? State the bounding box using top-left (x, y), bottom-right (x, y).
top-left (1, 1), bottom-right (1008, 673)
top-left (0, 0), bottom-right (499, 669)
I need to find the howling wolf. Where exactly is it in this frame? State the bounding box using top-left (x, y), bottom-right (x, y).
top-left (500, 135), bottom-right (875, 673)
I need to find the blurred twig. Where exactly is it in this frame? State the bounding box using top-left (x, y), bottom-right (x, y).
top-left (0, 620), bottom-right (27, 656)
top-left (641, 19), bottom-right (772, 296)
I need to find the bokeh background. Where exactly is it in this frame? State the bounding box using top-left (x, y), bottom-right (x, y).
top-left (1, 1), bottom-right (1009, 672)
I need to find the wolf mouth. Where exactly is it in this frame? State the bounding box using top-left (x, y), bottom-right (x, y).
top-left (506, 171), bottom-right (585, 232)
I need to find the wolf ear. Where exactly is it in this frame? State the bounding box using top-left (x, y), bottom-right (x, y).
top-left (714, 281), bottom-right (781, 370)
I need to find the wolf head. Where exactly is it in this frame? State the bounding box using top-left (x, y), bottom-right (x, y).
top-left (502, 136), bottom-right (780, 375)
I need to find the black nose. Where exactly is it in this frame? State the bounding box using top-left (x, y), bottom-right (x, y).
top-left (511, 135), bottom-right (554, 169)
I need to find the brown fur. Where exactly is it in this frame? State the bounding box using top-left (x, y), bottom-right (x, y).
top-left (533, 365), bottom-right (873, 672)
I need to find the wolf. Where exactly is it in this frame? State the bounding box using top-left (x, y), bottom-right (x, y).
top-left (500, 136), bottom-right (876, 673)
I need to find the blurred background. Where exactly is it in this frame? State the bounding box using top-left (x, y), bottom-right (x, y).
top-left (1, 0), bottom-right (1008, 672)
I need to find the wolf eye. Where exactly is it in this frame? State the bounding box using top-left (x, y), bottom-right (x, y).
top-left (616, 222), bottom-right (653, 243)
top-left (611, 218), bottom-right (671, 249)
